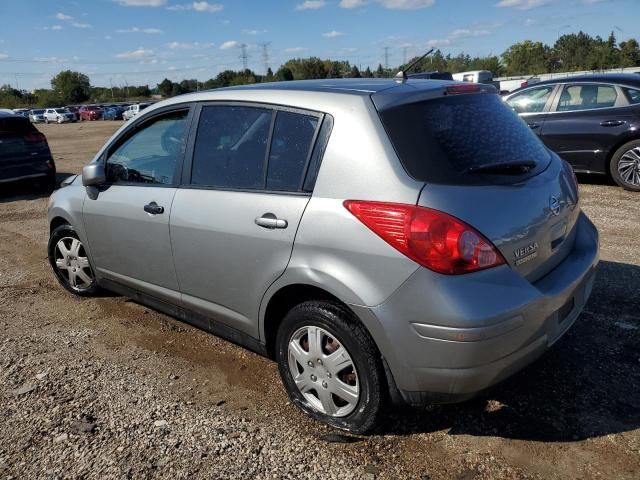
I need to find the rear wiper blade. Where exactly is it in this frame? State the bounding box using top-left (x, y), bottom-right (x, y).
top-left (466, 160), bottom-right (536, 175)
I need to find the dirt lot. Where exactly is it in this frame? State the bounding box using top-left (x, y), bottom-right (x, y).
top-left (0, 121), bottom-right (639, 479)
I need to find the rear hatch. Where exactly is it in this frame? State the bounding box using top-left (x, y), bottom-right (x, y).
top-left (0, 115), bottom-right (51, 167)
top-left (375, 86), bottom-right (580, 282)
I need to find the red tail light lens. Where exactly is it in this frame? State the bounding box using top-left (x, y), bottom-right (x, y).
top-left (24, 131), bottom-right (46, 143)
top-left (344, 201), bottom-right (505, 275)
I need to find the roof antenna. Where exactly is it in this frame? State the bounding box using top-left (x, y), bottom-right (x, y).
top-left (394, 48), bottom-right (434, 83)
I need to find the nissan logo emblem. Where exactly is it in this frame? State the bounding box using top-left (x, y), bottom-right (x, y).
top-left (549, 196), bottom-right (561, 216)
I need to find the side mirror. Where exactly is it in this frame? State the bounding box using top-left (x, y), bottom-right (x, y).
top-left (82, 163), bottom-right (106, 186)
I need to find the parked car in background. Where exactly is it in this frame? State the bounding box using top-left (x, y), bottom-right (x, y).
top-left (0, 111), bottom-right (55, 189)
top-left (65, 106), bottom-right (80, 122)
top-left (102, 106), bottom-right (124, 121)
top-left (12, 108), bottom-right (30, 118)
top-left (29, 109), bottom-right (46, 123)
top-left (122, 103), bottom-right (150, 121)
top-left (408, 71), bottom-right (454, 80)
top-left (504, 73), bottom-right (640, 191)
top-left (47, 79), bottom-right (598, 433)
top-left (44, 108), bottom-right (75, 124)
top-left (79, 105), bottom-right (103, 121)
top-left (499, 76), bottom-right (541, 94)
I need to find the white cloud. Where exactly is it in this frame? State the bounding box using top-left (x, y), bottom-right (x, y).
top-left (72, 22), bottom-right (92, 28)
top-left (496, 0), bottom-right (550, 10)
top-left (51, 25), bottom-right (64, 30)
top-left (55, 12), bottom-right (73, 20)
top-left (449, 28), bottom-right (491, 39)
top-left (426, 38), bottom-right (451, 47)
top-left (168, 41), bottom-right (214, 49)
top-left (114, 0), bottom-right (167, 6)
top-left (242, 28), bottom-right (267, 35)
top-left (0, 53), bottom-right (8, 60)
top-left (285, 47), bottom-right (307, 53)
top-left (295, 0), bottom-right (326, 10)
top-left (115, 47), bottom-right (155, 58)
top-left (340, 0), bottom-right (434, 9)
top-left (524, 18), bottom-right (536, 26)
top-left (322, 30), bottom-right (344, 38)
top-left (220, 40), bottom-right (239, 50)
top-left (167, 1), bottom-right (223, 12)
top-left (116, 27), bottom-right (163, 33)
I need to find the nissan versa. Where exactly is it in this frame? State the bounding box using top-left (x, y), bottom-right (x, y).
top-left (47, 79), bottom-right (599, 433)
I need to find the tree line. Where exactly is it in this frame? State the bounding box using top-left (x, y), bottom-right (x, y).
top-left (2, 30), bottom-right (639, 108)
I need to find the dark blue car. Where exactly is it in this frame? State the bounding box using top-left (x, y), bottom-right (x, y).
top-left (0, 112), bottom-right (56, 189)
top-left (102, 106), bottom-right (124, 121)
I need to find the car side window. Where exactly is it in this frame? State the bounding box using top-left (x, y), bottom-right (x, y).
top-left (556, 84), bottom-right (618, 112)
top-left (105, 109), bottom-right (189, 185)
top-left (191, 105), bottom-right (272, 189)
top-left (623, 87), bottom-right (640, 104)
top-left (266, 111), bottom-right (319, 191)
top-left (505, 86), bottom-right (554, 114)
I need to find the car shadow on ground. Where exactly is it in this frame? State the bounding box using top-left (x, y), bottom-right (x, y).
top-left (0, 172), bottom-right (76, 203)
top-left (576, 172), bottom-right (617, 187)
top-left (383, 260), bottom-right (640, 442)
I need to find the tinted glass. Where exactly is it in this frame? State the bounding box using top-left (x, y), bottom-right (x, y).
top-left (0, 116), bottom-right (35, 134)
top-left (379, 93), bottom-right (550, 185)
top-left (266, 111), bottom-right (318, 191)
top-left (105, 109), bottom-right (188, 185)
top-left (556, 84), bottom-right (617, 111)
top-left (623, 87), bottom-right (640, 104)
top-left (191, 105), bottom-right (272, 189)
top-left (505, 85), bottom-right (554, 114)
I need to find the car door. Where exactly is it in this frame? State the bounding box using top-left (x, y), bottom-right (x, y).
top-left (504, 84), bottom-right (558, 135)
top-left (82, 105), bottom-right (193, 301)
top-left (170, 103), bottom-right (325, 338)
top-left (539, 83), bottom-right (635, 173)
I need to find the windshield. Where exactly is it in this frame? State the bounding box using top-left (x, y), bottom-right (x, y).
top-left (378, 92), bottom-right (551, 186)
top-left (55, 109), bottom-right (66, 113)
top-left (32, 109), bottom-right (45, 114)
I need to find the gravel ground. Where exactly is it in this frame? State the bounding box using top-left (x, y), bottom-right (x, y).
top-left (0, 121), bottom-right (638, 479)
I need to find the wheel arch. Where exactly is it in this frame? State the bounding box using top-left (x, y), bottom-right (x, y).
top-left (605, 134), bottom-right (640, 175)
top-left (49, 215), bottom-right (71, 233)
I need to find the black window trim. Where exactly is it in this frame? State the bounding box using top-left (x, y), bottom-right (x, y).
top-left (99, 102), bottom-right (196, 189)
top-left (182, 100), bottom-right (328, 195)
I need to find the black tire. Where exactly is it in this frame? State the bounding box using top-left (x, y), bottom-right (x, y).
top-left (610, 139), bottom-right (640, 192)
top-left (48, 224), bottom-right (99, 296)
top-left (275, 301), bottom-right (385, 434)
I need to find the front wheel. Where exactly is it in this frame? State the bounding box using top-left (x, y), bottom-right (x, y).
top-left (48, 225), bottom-right (99, 296)
top-left (610, 140), bottom-right (640, 192)
top-left (275, 301), bottom-right (385, 434)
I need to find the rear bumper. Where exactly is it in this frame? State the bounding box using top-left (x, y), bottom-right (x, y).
top-left (351, 211), bottom-right (599, 405)
top-left (0, 157), bottom-right (55, 183)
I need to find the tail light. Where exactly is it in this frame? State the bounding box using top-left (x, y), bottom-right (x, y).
top-left (24, 131), bottom-right (46, 143)
top-left (446, 84), bottom-right (481, 95)
top-left (344, 201), bottom-right (505, 275)
top-left (520, 80), bottom-right (529, 88)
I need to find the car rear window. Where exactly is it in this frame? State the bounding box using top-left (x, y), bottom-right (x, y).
top-left (378, 92), bottom-right (551, 185)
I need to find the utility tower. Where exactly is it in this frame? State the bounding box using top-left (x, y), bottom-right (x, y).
top-left (403, 46), bottom-right (408, 66)
top-left (260, 42), bottom-right (271, 75)
top-left (239, 43), bottom-right (249, 70)
top-left (383, 46), bottom-right (390, 70)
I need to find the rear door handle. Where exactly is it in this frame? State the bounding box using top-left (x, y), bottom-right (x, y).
top-left (600, 120), bottom-right (626, 127)
top-left (527, 122), bottom-right (540, 130)
top-left (144, 202), bottom-right (164, 215)
top-left (255, 213), bottom-right (288, 229)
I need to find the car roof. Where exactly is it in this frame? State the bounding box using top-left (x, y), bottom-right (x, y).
top-left (532, 73), bottom-right (640, 88)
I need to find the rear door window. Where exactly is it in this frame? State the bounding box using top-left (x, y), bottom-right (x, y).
top-left (505, 85), bottom-right (555, 114)
top-left (556, 84), bottom-right (618, 111)
top-left (623, 87), bottom-right (640, 104)
top-left (378, 92), bottom-right (551, 186)
top-left (191, 105), bottom-right (322, 192)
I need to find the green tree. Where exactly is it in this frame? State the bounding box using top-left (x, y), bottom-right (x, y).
top-left (276, 66), bottom-right (294, 81)
top-left (157, 78), bottom-right (174, 97)
top-left (619, 39), bottom-right (640, 67)
top-left (502, 41), bottom-right (550, 75)
top-left (50, 70), bottom-right (90, 104)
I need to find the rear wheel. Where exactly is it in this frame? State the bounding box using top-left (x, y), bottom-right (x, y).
top-left (275, 301), bottom-right (385, 434)
top-left (610, 140), bottom-right (640, 191)
top-left (48, 225), bottom-right (99, 296)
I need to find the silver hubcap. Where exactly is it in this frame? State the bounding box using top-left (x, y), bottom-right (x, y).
top-left (618, 147), bottom-right (640, 186)
top-left (287, 326), bottom-right (359, 417)
top-left (54, 237), bottom-right (93, 289)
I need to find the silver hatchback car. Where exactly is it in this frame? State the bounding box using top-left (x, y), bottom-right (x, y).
top-left (48, 79), bottom-right (599, 433)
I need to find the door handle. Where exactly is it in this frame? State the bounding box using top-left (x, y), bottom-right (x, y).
top-left (144, 202), bottom-right (165, 215)
top-left (527, 122), bottom-right (540, 130)
top-left (600, 120), bottom-right (626, 127)
top-left (255, 213), bottom-right (288, 229)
